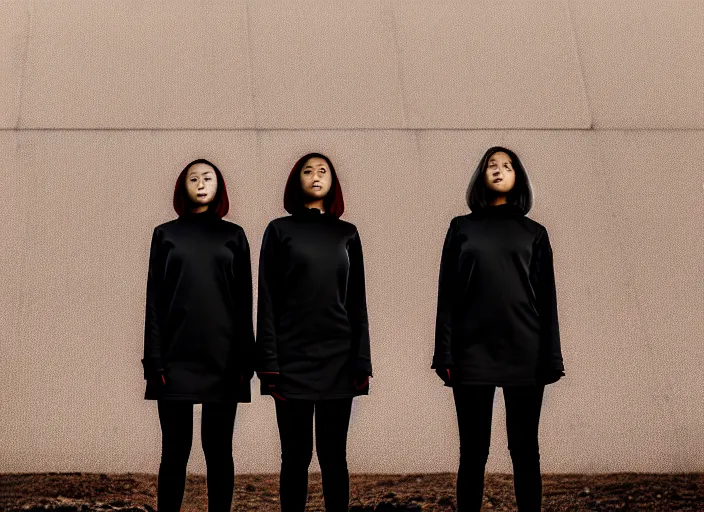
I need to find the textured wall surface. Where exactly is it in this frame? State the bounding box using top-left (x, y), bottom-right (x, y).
top-left (0, 0), bottom-right (702, 475)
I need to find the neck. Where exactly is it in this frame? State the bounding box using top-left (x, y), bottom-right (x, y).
top-left (489, 195), bottom-right (507, 206)
top-left (190, 204), bottom-right (209, 214)
top-left (303, 199), bottom-right (325, 212)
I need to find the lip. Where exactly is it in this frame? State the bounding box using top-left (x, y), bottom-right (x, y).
top-left (492, 178), bottom-right (502, 183)
top-left (197, 193), bottom-right (207, 197)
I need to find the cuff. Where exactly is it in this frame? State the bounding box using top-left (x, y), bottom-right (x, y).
top-left (431, 358), bottom-right (454, 370)
top-left (141, 357), bottom-right (163, 380)
top-left (353, 358), bottom-right (372, 375)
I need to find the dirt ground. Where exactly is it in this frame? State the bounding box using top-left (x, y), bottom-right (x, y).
top-left (1, 472), bottom-right (702, 511)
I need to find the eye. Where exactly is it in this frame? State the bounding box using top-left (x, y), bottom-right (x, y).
top-left (320, 169), bottom-right (327, 173)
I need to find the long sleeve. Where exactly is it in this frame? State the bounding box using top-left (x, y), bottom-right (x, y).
top-left (346, 230), bottom-right (372, 375)
top-left (432, 218), bottom-right (459, 369)
top-left (143, 227), bottom-right (165, 377)
top-left (255, 223), bottom-right (281, 373)
top-left (230, 229), bottom-right (255, 371)
top-left (534, 228), bottom-right (564, 372)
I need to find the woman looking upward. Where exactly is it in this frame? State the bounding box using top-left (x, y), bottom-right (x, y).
top-left (433, 147), bottom-right (565, 512)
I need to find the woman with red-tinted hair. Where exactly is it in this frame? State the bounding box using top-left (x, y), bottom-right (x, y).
top-left (256, 152), bottom-right (372, 511)
top-left (142, 159), bottom-right (254, 512)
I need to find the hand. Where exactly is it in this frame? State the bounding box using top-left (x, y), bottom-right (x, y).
top-left (258, 372), bottom-right (286, 401)
top-left (435, 366), bottom-right (452, 385)
top-left (148, 370), bottom-right (167, 388)
top-left (353, 372), bottom-right (371, 391)
top-left (239, 368), bottom-right (255, 385)
top-left (142, 357), bottom-right (165, 384)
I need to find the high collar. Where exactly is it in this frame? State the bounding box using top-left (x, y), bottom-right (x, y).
top-left (473, 203), bottom-right (524, 218)
top-left (293, 206), bottom-right (329, 218)
top-left (180, 208), bottom-right (220, 222)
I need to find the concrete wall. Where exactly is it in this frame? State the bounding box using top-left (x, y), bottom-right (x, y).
top-left (1, 0), bottom-right (702, 474)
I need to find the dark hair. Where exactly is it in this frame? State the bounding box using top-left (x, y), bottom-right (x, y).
top-left (466, 146), bottom-right (533, 214)
top-left (283, 152), bottom-right (345, 218)
top-left (173, 159), bottom-right (230, 217)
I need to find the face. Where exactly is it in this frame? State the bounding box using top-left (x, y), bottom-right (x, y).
top-left (185, 162), bottom-right (218, 206)
top-left (300, 157), bottom-right (332, 200)
top-left (484, 151), bottom-right (516, 194)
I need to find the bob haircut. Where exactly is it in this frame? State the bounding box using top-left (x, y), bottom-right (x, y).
top-left (173, 159), bottom-right (230, 217)
top-left (283, 152), bottom-right (345, 218)
top-left (466, 146), bottom-right (533, 215)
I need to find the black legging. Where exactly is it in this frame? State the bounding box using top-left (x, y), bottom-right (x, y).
top-left (157, 400), bottom-right (238, 512)
top-left (274, 398), bottom-right (353, 512)
top-left (452, 385), bottom-right (545, 512)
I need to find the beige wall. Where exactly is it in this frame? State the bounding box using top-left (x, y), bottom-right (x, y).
top-left (1, 0), bottom-right (702, 475)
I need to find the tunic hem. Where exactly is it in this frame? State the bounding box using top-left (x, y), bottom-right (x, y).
top-left (263, 392), bottom-right (366, 401)
top-left (144, 393), bottom-right (251, 403)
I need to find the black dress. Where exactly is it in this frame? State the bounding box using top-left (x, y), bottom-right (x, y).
top-left (255, 207), bottom-right (372, 400)
top-left (142, 209), bottom-right (255, 403)
top-left (432, 203), bottom-right (564, 386)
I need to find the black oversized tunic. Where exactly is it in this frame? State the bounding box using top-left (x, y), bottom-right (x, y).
top-left (432, 203), bottom-right (564, 386)
top-left (142, 209), bottom-right (255, 402)
top-left (255, 207), bottom-right (372, 400)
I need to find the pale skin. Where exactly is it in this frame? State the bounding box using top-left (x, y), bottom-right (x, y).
top-left (260, 157), bottom-right (336, 401)
top-left (185, 162), bottom-right (218, 213)
top-left (177, 163), bottom-right (252, 385)
top-left (440, 151), bottom-right (518, 384)
top-left (484, 151), bottom-right (516, 205)
top-left (297, 156), bottom-right (370, 390)
top-left (149, 163), bottom-right (218, 386)
top-left (300, 157), bottom-right (332, 212)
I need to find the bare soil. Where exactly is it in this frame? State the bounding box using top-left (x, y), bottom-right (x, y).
top-left (1, 472), bottom-right (702, 511)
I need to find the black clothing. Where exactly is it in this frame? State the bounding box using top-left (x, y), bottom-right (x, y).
top-left (157, 400), bottom-right (238, 512)
top-left (453, 385), bottom-right (544, 512)
top-left (433, 203), bottom-right (564, 386)
top-left (256, 207), bottom-right (372, 400)
top-left (143, 209), bottom-right (255, 403)
top-left (275, 398), bottom-right (353, 511)
top-left (435, 367), bottom-right (452, 385)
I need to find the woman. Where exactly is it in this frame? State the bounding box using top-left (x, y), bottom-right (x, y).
top-left (142, 159), bottom-right (255, 512)
top-left (256, 152), bottom-right (372, 511)
top-left (432, 147), bottom-right (565, 512)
